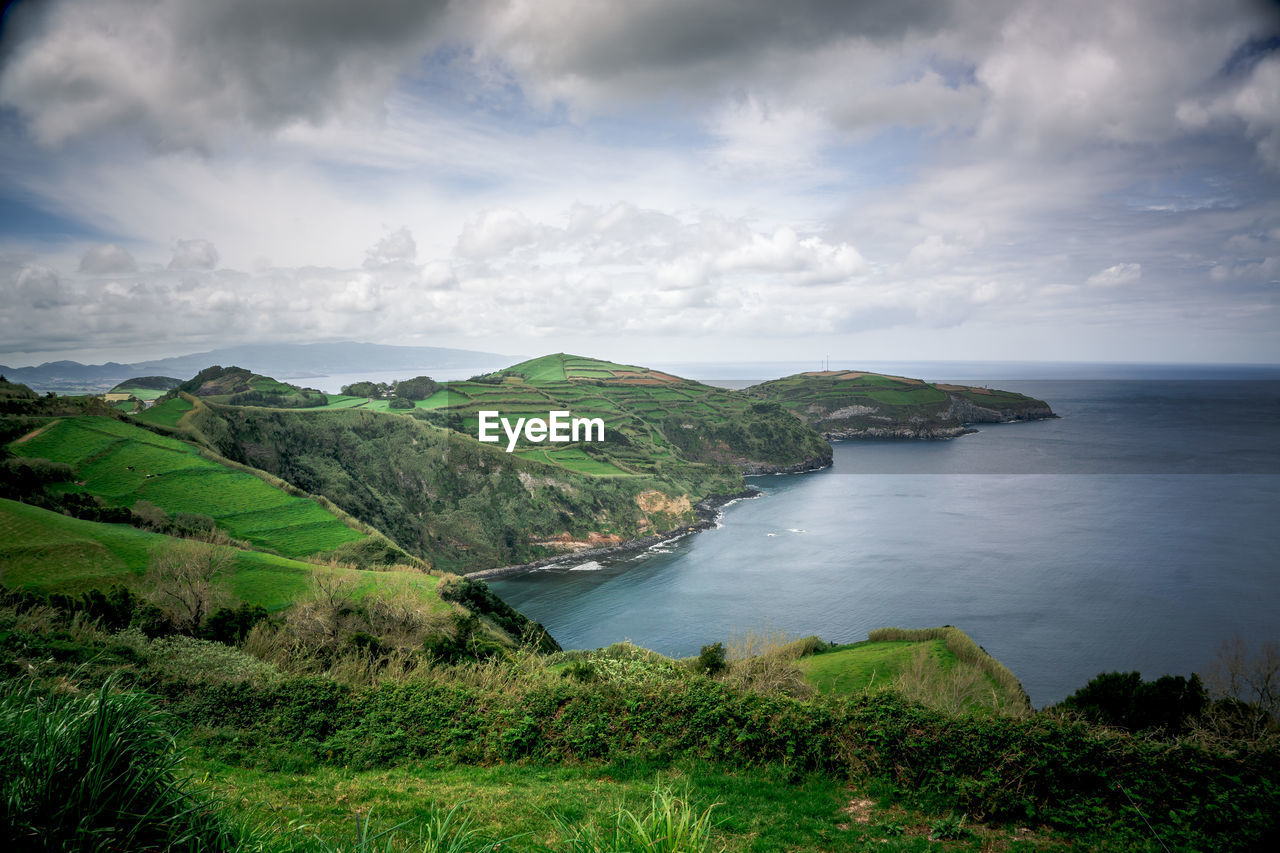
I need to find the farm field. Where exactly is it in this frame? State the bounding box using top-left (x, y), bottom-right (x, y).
top-left (6, 415), bottom-right (368, 559)
top-left (0, 498), bottom-right (439, 611)
top-left (406, 353), bottom-right (830, 480)
top-left (132, 395), bottom-right (193, 428)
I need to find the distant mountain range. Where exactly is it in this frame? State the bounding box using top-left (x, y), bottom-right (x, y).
top-left (0, 342), bottom-right (513, 394)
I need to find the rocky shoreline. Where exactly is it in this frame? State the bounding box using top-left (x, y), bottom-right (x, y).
top-left (464, 487), bottom-right (762, 581)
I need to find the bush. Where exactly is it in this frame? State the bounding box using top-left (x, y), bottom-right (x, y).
top-left (388, 396), bottom-right (414, 409)
top-left (697, 642), bottom-right (727, 675)
top-left (1058, 670), bottom-right (1209, 736)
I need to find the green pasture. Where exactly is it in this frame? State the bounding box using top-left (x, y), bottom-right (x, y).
top-left (798, 639), bottom-right (955, 695)
top-left (7, 416), bottom-right (367, 558)
top-left (132, 396), bottom-right (193, 428)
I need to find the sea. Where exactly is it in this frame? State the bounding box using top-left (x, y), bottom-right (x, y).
top-left (468, 364), bottom-right (1280, 707)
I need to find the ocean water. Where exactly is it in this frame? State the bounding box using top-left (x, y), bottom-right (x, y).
top-left (491, 379), bottom-right (1280, 706)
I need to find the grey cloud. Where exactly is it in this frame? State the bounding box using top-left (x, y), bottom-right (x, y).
top-left (79, 243), bottom-right (137, 274)
top-left (12, 264), bottom-right (71, 308)
top-left (0, 0), bottom-right (450, 148)
top-left (169, 239), bottom-right (219, 270)
top-left (467, 0), bottom-right (956, 89)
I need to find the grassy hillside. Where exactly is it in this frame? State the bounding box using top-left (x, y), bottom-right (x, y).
top-left (408, 353), bottom-right (832, 476)
top-left (746, 370), bottom-right (1055, 439)
top-left (177, 365), bottom-right (329, 408)
top-left (3, 615), bottom-right (1274, 852)
top-left (189, 403), bottom-right (724, 573)
top-left (0, 498), bottom-right (433, 611)
top-left (6, 415), bottom-right (372, 560)
top-left (798, 627), bottom-right (1030, 716)
top-left (109, 376), bottom-right (181, 401)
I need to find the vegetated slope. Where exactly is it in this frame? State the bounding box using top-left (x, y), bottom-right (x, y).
top-left (4, 415), bottom-right (377, 560)
top-left (109, 376), bottom-right (181, 401)
top-left (746, 370), bottom-right (1055, 439)
top-left (0, 497), bottom-right (425, 611)
top-left (412, 353), bottom-right (833, 476)
top-left (176, 365), bottom-right (329, 409)
top-left (188, 402), bottom-right (719, 573)
top-left (799, 626), bottom-right (1030, 716)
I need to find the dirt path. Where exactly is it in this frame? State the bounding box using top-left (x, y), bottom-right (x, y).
top-left (12, 420), bottom-right (59, 444)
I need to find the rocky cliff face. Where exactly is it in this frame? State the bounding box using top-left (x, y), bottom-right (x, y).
top-left (738, 452), bottom-right (834, 475)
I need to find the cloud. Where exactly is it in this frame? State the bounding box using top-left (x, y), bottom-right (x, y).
top-left (1178, 55), bottom-right (1280, 171)
top-left (0, 0), bottom-right (450, 148)
top-left (78, 243), bottom-right (137, 274)
top-left (169, 239), bottom-right (220, 270)
top-left (1087, 262), bottom-right (1142, 287)
top-left (365, 227), bottom-right (417, 267)
top-left (456, 208), bottom-right (540, 259)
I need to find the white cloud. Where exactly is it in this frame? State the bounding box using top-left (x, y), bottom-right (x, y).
top-left (456, 209), bottom-right (541, 259)
top-left (1086, 262), bottom-right (1142, 287)
top-left (79, 244), bottom-right (137, 274)
top-left (365, 227), bottom-right (418, 267)
top-left (169, 239), bottom-right (220, 270)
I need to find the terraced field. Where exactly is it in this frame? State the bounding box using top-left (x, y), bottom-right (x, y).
top-left (410, 354), bottom-right (831, 477)
top-left (0, 498), bottom-right (438, 611)
top-left (6, 416), bottom-right (368, 558)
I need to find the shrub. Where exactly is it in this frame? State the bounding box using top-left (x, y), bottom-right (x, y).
top-left (697, 642), bottom-right (727, 675)
top-left (1058, 670), bottom-right (1208, 736)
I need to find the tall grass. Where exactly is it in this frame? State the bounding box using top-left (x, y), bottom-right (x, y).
top-left (0, 676), bottom-right (248, 851)
top-left (551, 783), bottom-right (722, 853)
top-left (868, 626), bottom-right (1030, 714)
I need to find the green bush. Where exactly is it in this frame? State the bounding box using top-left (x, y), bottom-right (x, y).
top-left (697, 642), bottom-right (727, 675)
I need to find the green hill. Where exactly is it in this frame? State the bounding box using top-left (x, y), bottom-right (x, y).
top-left (162, 354), bottom-right (830, 573)
top-left (6, 415), bottom-right (375, 560)
top-left (745, 370), bottom-right (1055, 439)
top-left (185, 402), bottom-right (725, 573)
top-left (409, 353), bottom-right (833, 476)
top-left (109, 376), bottom-right (181, 401)
top-left (176, 365), bottom-right (328, 408)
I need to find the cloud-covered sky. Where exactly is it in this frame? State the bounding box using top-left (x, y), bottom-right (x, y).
top-left (2, 0), bottom-right (1278, 367)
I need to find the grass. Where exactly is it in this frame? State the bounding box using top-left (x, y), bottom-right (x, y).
top-left (7, 415), bottom-right (368, 559)
top-left (798, 639), bottom-right (955, 695)
top-left (190, 757), bottom-right (1069, 852)
top-left (133, 396), bottom-right (194, 428)
top-left (0, 498), bottom-right (437, 613)
top-left (745, 372), bottom-right (1051, 434)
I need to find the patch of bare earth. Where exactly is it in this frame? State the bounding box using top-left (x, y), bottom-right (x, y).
top-left (13, 420), bottom-right (59, 444)
top-left (635, 489), bottom-right (691, 516)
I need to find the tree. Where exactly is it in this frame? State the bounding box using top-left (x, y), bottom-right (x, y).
top-left (1204, 637), bottom-right (1279, 738)
top-left (145, 541), bottom-right (233, 634)
top-left (392, 376), bottom-right (438, 401)
top-left (287, 572), bottom-right (358, 650)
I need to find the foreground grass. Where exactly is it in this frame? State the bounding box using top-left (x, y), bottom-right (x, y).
top-left (192, 757), bottom-right (1071, 852)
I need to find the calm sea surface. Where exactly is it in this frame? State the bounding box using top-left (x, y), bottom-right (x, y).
top-left (491, 378), bottom-right (1280, 706)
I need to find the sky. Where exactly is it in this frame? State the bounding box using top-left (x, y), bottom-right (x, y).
top-left (1, 0), bottom-right (1278, 368)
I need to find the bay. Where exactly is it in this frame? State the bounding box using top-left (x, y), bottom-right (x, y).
top-left (492, 378), bottom-right (1280, 706)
